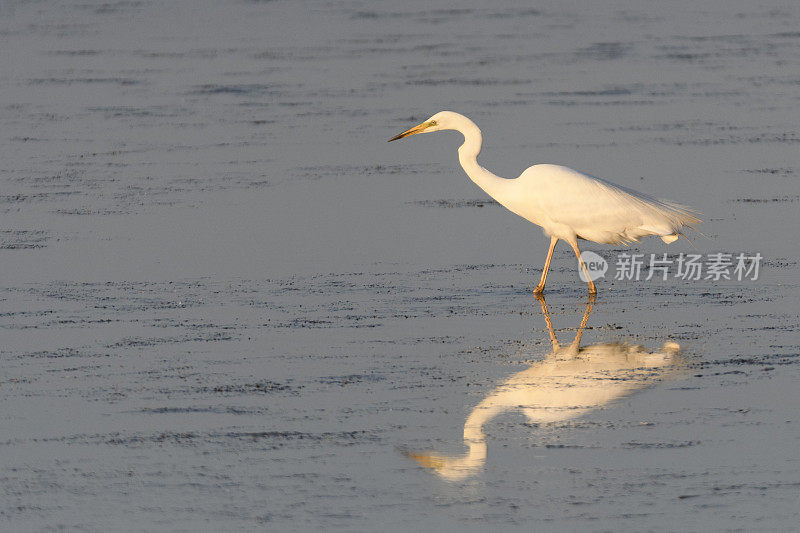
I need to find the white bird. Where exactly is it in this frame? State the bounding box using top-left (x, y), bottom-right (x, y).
top-left (389, 111), bottom-right (700, 294)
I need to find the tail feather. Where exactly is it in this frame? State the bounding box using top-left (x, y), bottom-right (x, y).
top-left (680, 232), bottom-right (698, 251)
top-left (596, 178), bottom-right (702, 238)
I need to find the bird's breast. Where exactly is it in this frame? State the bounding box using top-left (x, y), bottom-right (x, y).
top-left (493, 181), bottom-right (546, 228)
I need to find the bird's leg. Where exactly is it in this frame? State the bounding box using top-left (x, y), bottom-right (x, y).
top-left (533, 237), bottom-right (558, 294)
top-left (567, 240), bottom-right (598, 294)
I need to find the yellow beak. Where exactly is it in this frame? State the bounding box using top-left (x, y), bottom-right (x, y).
top-left (388, 121), bottom-right (429, 142)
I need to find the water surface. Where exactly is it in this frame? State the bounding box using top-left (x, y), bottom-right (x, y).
top-left (1, 0), bottom-right (799, 531)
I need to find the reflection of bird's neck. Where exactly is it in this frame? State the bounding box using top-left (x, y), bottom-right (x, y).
top-left (455, 117), bottom-right (511, 203)
top-left (443, 440), bottom-right (487, 482)
top-left (431, 402), bottom-right (499, 481)
top-left (462, 400), bottom-right (500, 447)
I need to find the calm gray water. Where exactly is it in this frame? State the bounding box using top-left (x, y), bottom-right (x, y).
top-left (1, 0), bottom-right (799, 531)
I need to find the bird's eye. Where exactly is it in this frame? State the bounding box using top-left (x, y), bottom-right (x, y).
top-left (429, 120), bottom-right (437, 126)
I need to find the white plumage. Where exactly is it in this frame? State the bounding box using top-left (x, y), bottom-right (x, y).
top-left (389, 111), bottom-right (700, 294)
top-left (511, 164), bottom-right (698, 244)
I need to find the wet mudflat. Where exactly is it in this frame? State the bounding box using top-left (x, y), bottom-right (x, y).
top-left (1, 0), bottom-right (799, 531)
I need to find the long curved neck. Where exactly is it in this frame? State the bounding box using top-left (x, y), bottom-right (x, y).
top-left (454, 117), bottom-right (511, 201)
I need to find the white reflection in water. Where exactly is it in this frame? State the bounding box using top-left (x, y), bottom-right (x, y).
top-left (407, 296), bottom-right (681, 481)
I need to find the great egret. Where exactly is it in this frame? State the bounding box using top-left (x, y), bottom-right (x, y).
top-left (389, 111), bottom-right (700, 294)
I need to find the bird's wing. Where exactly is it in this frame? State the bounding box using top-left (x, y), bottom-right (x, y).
top-left (517, 165), bottom-right (699, 243)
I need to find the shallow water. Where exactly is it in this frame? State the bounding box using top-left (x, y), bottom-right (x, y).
top-left (1, 0), bottom-right (799, 531)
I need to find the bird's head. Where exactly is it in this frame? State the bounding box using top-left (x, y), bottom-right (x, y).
top-left (388, 111), bottom-right (461, 141)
